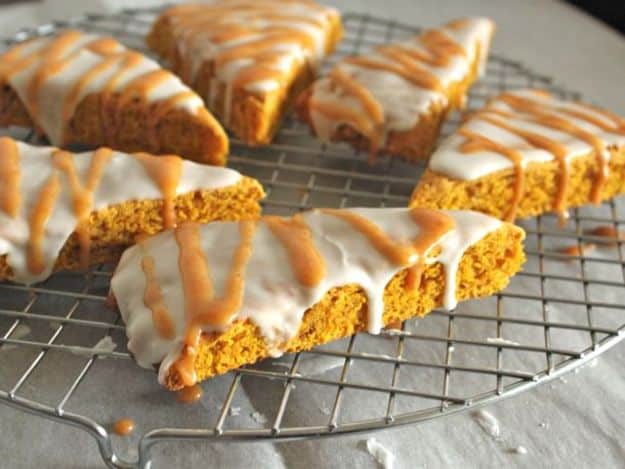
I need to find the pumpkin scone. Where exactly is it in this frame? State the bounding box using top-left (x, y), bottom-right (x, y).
top-left (410, 89), bottom-right (625, 222)
top-left (0, 30), bottom-right (228, 165)
top-left (0, 137), bottom-right (264, 285)
top-left (297, 17), bottom-right (495, 162)
top-left (110, 207), bottom-right (525, 390)
top-left (147, 0), bottom-right (343, 145)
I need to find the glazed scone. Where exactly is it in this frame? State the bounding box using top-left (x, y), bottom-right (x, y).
top-left (410, 89), bottom-right (625, 222)
top-left (147, 0), bottom-right (343, 145)
top-left (110, 207), bottom-right (525, 390)
top-left (0, 30), bottom-right (229, 165)
top-left (297, 18), bottom-right (495, 162)
top-left (0, 137), bottom-right (264, 285)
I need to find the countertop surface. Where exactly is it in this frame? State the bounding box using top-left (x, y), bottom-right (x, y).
top-left (1, 1), bottom-right (625, 468)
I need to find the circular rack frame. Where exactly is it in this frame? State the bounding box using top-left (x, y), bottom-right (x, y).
top-left (1, 7), bottom-right (625, 469)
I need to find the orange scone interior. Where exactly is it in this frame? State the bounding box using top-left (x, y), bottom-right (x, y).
top-left (297, 17), bottom-right (495, 162)
top-left (110, 208), bottom-right (524, 390)
top-left (147, 0), bottom-right (343, 145)
top-left (0, 30), bottom-right (228, 165)
top-left (410, 89), bottom-right (625, 221)
top-left (0, 137), bottom-right (264, 284)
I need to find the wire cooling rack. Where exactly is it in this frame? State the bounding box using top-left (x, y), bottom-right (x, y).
top-left (2, 7), bottom-right (625, 469)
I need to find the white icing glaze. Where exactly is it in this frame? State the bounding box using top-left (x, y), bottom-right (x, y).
top-left (160, 0), bottom-right (339, 123)
top-left (1, 30), bottom-right (206, 145)
top-left (110, 208), bottom-right (502, 384)
top-left (429, 89), bottom-right (625, 180)
top-left (0, 140), bottom-right (241, 285)
top-left (307, 17), bottom-right (494, 145)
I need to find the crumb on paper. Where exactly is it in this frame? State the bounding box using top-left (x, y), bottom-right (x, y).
top-left (299, 356), bottom-right (344, 376)
top-left (486, 337), bottom-right (520, 347)
top-left (250, 411), bottom-right (268, 424)
top-left (510, 445), bottom-right (528, 455)
top-left (94, 335), bottom-right (117, 353)
top-left (538, 421), bottom-right (548, 429)
top-left (0, 323), bottom-right (31, 352)
top-left (364, 437), bottom-right (395, 469)
top-left (472, 410), bottom-right (501, 439)
top-left (67, 335), bottom-right (117, 357)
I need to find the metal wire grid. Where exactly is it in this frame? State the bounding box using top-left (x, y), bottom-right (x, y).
top-left (1, 7), bottom-right (624, 469)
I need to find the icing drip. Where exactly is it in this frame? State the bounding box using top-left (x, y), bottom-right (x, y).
top-left (0, 138), bottom-right (21, 218)
top-left (141, 254), bottom-right (175, 340)
top-left (459, 128), bottom-right (525, 221)
top-left (27, 169), bottom-right (61, 275)
top-left (110, 208), bottom-right (502, 387)
top-left (52, 148), bottom-right (113, 269)
top-left (0, 138), bottom-right (242, 284)
top-left (0, 30), bottom-right (205, 147)
top-left (308, 17), bottom-right (495, 158)
top-left (157, 0), bottom-right (340, 125)
top-left (132, 153), bottom-right (183, 229)
top-left (264, 215), bottom-right (325, 287)
top-left (173, 221), bottom-right (256, 386)
top-left (429, 89), bottom-right (625, 221)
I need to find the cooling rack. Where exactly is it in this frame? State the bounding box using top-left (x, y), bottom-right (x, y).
top-left (2, 7), bottom-right (625, 469)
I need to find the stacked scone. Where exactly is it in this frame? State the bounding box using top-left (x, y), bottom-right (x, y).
top-left (9, 1), bottom-right (624, 391)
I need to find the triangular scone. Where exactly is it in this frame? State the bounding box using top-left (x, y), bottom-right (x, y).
top-left (0, 137), bottom-right (264, 285)
top-left (110, 207), bottom-right (524, 389)
top-left (0, 30), bottom-right (229, 165)
top-left (411, 89), bottom-right (625, 222)
top-left (147, 1), bottom-right (343, 145)
top-left (297, 18), bottom-right (495, 162)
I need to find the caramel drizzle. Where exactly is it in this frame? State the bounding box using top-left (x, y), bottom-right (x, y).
top-left (315, 22), bottom-right (479, 161)
top-left (176, 384), bottom-right (203, 404)
top-left (0, 137), bottom-right (21, 218)
top-left (459, 127), bottom-right (525, 221)
top-left (3, 141), bottom-right (188, 278)
top-left (403, 208), bottom-right (457, 291)
top-left (472, 112), bottom-right (570, 221)
top-left (141, 255), bottom-right (176, 340)
top-left (309, 97), bottom-right (382, 153)
top-left (343, 56), bottom-right (443, 93)
top-left (3, 32), bottom-right (200, 150)
top-left (133, 153), bottom-right (183, 229)
top-left (164, 1), bottom-right (334, 124)
top-left (516, 91), bottom-right (625, 135)
top-left (112, 418), bottom-right (135, 436)
top-left (498, 93), bottom-right (610, 204)
top-left (142, 208), bottom-right (459, 387)
top-left (172, 221), bottom-right (256, 387)
top-left (52, 148), bottom-right (112, 270)
top-left (264, 215), bottom-right (326, 287)
top-left (461, 90), bottom-right (625, 222)
top-left (321, 208), bottom-right (455, 282)
top-left (27, 169), bottom-right (61, 275)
